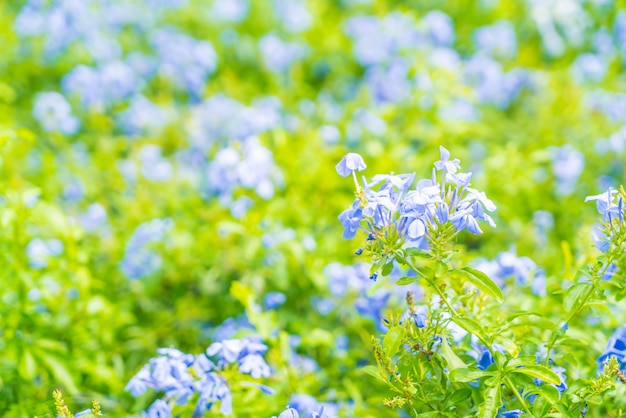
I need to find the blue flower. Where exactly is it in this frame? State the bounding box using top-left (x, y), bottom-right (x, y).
top-left (335, 153), bottom-right (367, 178)
top-left (434, 146), bottom-right (460, 174)
top-left (338, 204), bottom-right (363, 239)
top-left (586, 188), bottom-right (622, 220)
top-left (207, 339), bottom-right (246, 364)
top-left (145, 399), bottom-right (171, 418)
top-left (32, 92), bottom-right (80, 134)
top-left (278, 408), bottom-right (299, 418)
top-left (264, 291), bottom-right (287, 309)
top-left (238, 354), bottom-right (271, 378)
top-left (499, 409), bottom-right (524, 418)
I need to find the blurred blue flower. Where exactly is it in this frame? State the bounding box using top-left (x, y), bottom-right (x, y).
top-left (139, 145), bottom-right (173, 183)
top-left (259, 34), bottom-right (306, 73)
top-left (79, 203), bottom-right (108, 233)
top-left (273, 0), bottom-right (312, 33)
top-left (264, 291), bottom-right (287, 310)
top-left (32, 92), bottom-right (80, 134)
top-left (151, 28), bottom-right (217, 95)
top-left (120, 218), bottom-right (173, 280)
top-left (421, 11), bottom-right (455, 47)
top-left (572, 53), bottom-right (607, 84)
top-left (550, 145), bottom-right (584, 196)
top-left (211, 0), bottom-right (249, 23)
top-left (26, 238), bottom-right (64, 269)
top-left (473, 20), bottom-right (517, 59)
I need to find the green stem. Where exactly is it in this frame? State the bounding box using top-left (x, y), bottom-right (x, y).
top-left (504, 376), bottom-right (532, 414)
top-left (405, 256), bottom-right (533, 414)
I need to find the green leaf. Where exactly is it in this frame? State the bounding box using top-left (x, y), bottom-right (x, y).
top-left (404, 247), bottom-right (430, 258)
top-left (452, 316), bottom-right (487, 341)
top-left (478, 384), bottom-right (502, 418)
top-left (449, 368), bottom-right (491, 382)
top-left (381, 260), bottom-right (394, 276)
top-left (445, 388), bottom-right (472, 406)
top-left (396, 276), bottom-right (418, 286)
top-left (585, 301), bottom-right (612, 314)
top-left (509, 365), bottom-right (561, 385)
top-left (563, 283), bottom-right (591, 312)
top-left (509, 313), bottom-right (557, 331)
top-left (38, 353), bottom-right (79, 393)
top-left (18, 349), bottom-right (36, 380)
top-left (360, 365), bottom-right (387, 384)
top-left (383, 326), bottom-right (405, 357)
top-left (507, 356), bottom-right (545, 368)
top-left (370, 257), bottom-right (387, 276)
top-left (537, 384), bottom-right (560, 406)
top-left (456, 267), bottom-right (504, 303)
top-left (418, 266), bottom-right (436, 281)
top-left (532, 395), bottom-right (551, 417)
top-left (440, 337), bottom-right (467, 371)
top-left (230, 281), bottom-right (255, 311)
top-left (435, 261), bottom-right (449, 278)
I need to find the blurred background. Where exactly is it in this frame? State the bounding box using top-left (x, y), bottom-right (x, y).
top-left (0, 0), bottom-right (625, 416)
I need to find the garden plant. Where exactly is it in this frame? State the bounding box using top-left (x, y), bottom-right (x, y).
top-left (1, 0), bottom-right (626, 417)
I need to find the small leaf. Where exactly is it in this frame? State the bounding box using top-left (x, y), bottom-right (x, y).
top-left (564, 283), bottom-right (591, 312)
top-left (396, 276), bottom-right (418, 286)
top-left (510, 365), bottom-right (561, 385)
top-left (383, 326), bottom-right (405, 357)
top-left (418, 266), bottom-right (435, 281)
top-left (38, 353), bottom-right (79, 393)
top-left (361, 365), bottom-right (387, 384)
top-left (537, 384), bottom-right (560, 406)
top-left (404, 247), bottom-right (430, 258)
top-left (478, 384), bottom-right (502, 418)
top-left (230, 281), bottom-right (255, 310)
top-left (435, 261), bottom-right (449, 278)
top-left (452, 316), bottom-right (487, 341)
top-left (509, 313), bottom-right (557, 331)
top-left (456, 267), bottom-right (504, 303)
top-left (370, 258), bottom-right (386, 276)
top-left (449, 368), bottom-right (490, 382)
top-left (446, 388), bottom-right (472, 406)
top-left (381, 260), bottom-right (394, 276)
top-left (439, 337), bottom-right (467, 371)
top-left (18, 350), bottom-right (36, 380)
top-left (585, 301), bottom-right (612, 314)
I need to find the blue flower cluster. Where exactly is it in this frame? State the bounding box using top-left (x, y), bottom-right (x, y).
top-left (344, 11), bottom-right (533, 112)
top-left (126, 337), bottom-right (272, 417)
top-left (585, 188), bottom-right (625, 253)
top-left (119, 218), bottom-right (173, 280)
top-left (337, 147), bottom-right (496, 250)
top-left (16, 0), bottom-right (287, 215)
